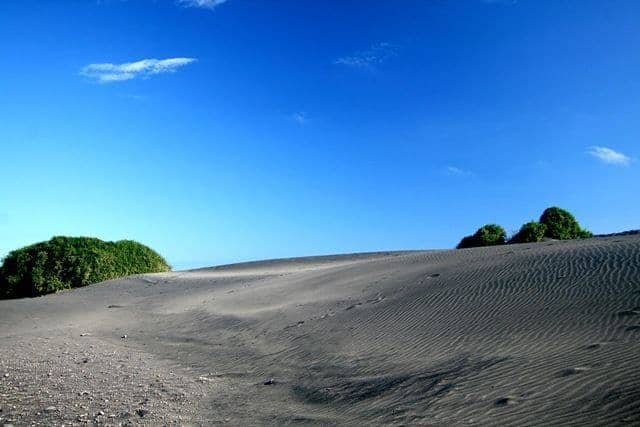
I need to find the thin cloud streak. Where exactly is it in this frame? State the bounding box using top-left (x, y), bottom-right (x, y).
top-left (178, 0), bottom-right (228, 10)
top-left (334, 42), bottom-right (397, 68)
top-left (81, 57), bottom-right (196, 83)
top-left (291, 112), bottom-right (309, 125)
top-left (445, 166), bottom-right (473, 176)
top-left (587, 146), bottom-right (631, 165)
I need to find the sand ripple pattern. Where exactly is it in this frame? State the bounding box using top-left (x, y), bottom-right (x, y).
top-left (1, 237), bottom-right (639, 425)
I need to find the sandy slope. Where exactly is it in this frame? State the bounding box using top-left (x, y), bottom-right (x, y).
top-left (1, 235), bottom-right (640, 425)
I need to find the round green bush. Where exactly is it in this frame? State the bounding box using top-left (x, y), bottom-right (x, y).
top-left (457, 224), bottom-right (507, 249)
top-left (509, 221), bottom-right (547, 244)
top-left (0, 236), bottom-right (171, 299)
top-left (539, 207), bottom-right (592, 240)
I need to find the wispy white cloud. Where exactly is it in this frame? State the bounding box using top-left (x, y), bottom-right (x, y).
top-left (81, 57), bottom-right (196, 83)
top-left (334, 42), bottom-right (397, 68)
top-left (587, 146), bottom-right (631, 165)
top-left (291, 112), bottom-right (309, 125)
top-left (118, 93), bottom-right (147, 101)
top-left (178, 0), bottom-right (228, 10)
top-left (445, 166), bottom-right (473, 176)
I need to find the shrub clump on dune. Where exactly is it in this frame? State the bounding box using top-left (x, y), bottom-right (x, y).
top-left (0, 236), bottom-right (170, 299)
top-left (458, 206), bottom-right (592, 249)
top-left (457, 224), bottom-right (507, 249)
top-left (539, 207), bottom-right (592, 240)
top-left (508, 221), bottom-right (547, 244)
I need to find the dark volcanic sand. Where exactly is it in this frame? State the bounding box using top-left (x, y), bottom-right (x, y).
top-left (1, 235), bottom-right (640, 425)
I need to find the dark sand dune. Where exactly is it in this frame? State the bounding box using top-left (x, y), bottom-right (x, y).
top-left (1, 235), bottom-right (640, 425)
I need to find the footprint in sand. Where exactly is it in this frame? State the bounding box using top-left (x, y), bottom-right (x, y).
top-left (560, 367), bottom-right (588, 377)
top-left (617, 309), bottom-right (640, 317)
top-left (366, 294), bottom-right (385, 304)
top-left (419, 273), bottom-right (440, 284)
top-left (495, 396), bottom-right (517, 406)
top-left (585, 342), bottom-right (606, 350)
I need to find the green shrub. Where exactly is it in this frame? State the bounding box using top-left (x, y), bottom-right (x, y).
top-left (457, 224), bottom-right (507, 249)
top-left (539, 207), bottom-right (592, 240)
top-left (0, 236), bottom-right (170, 299)
top-left (456, 235), bottom-right (478, 249)
top-left (509, 221), bottom-right (547, 244)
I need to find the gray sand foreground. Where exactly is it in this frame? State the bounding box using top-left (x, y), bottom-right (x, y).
top-left (1, 235), bottom-right (640, 425)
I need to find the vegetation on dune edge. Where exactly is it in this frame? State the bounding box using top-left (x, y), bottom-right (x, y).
top-left (0, 236), bottom-right (170, 299)
top-left (456, 224), bottom-right (507, 249)
top-left (458, 206), bottom-right (592, 249)
top-left (0, 206), bottom-right (615, 298)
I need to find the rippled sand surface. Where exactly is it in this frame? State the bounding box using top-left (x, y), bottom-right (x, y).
top-left (1, 235), bottom-right (639, 425)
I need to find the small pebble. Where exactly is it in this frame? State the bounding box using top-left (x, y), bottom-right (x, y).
top-left (135, 409), bottom-right (149, 417)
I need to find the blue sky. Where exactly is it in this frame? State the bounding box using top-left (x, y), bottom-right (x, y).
top-left (1, 0), bottom-right (639, 270)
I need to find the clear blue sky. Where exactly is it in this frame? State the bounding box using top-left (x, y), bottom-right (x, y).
top-left (1, 0), bottom-right (638, 270)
